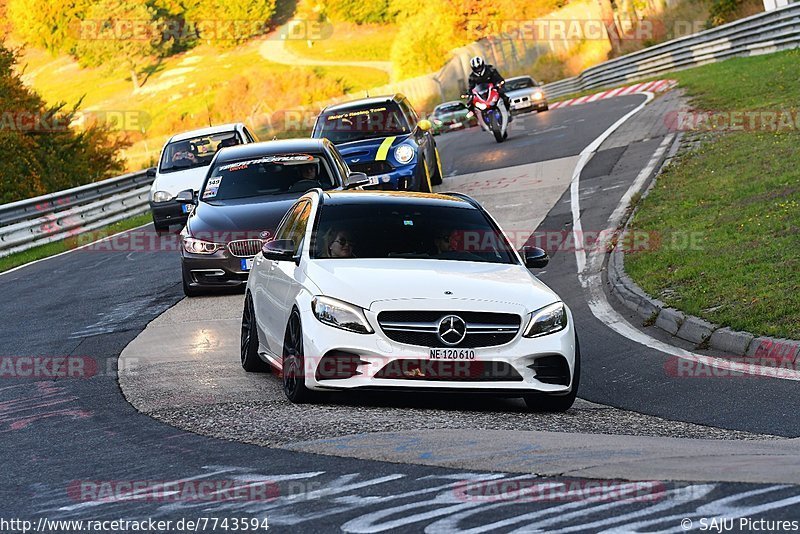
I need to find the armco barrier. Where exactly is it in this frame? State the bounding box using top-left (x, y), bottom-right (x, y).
top-left (0, 170), bottom-right (153, 258)
top-left (542, 3), bottom-right (800, 97)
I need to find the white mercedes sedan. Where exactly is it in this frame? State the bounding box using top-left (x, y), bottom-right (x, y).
top-left (240, 190), bottom-right (579, 411)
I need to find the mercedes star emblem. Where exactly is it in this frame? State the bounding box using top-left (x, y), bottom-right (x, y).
top-left (437, 315), bottom-right (467, 346)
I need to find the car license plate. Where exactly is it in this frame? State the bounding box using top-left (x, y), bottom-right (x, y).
top-left (240, 258), bottom-right (254, 271)
top-left (428, 348), bottom-right (475, 360)
top-left (450, 121), bottom-right (463, 129)
top-left (181, 204), bottom-right (193, 214)
top-left (367, 175), bottom-right (380, 186)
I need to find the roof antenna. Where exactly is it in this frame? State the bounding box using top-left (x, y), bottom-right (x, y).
top-left (205, 98), bottom-right (212, 127)
top-left (365, 89), bottom-right (370, 97)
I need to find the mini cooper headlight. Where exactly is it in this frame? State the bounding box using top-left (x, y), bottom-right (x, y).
top-left (394, 144), bottom-right (415, 165)
top-left (523, 302), bottom-right (567, 338)
top-left (183, 237), bottom-right (223, 255)
top-left (312, 296), bottom-right (374, 334)
top-left (153, 190), bottom-right (172, 203)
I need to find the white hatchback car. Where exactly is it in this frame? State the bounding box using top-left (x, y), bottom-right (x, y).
top-left (241, 190), bottom-right (579, 411)
top-left (148, 123), bottom-right (258, 231)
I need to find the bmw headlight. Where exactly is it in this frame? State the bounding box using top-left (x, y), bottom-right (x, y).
top-left (475, 102), bottom-right (487, 110)
top-left (183, 237), bottom-right (223, 255)
top-left (394, 144), bottom-right (415, 165)
top-left (533, 90), bottom-right (544, 100)
top-left (312, 296), bottom-right (374, 334)
top-left (153, 190), bottom-right (172, 203)
top-left (523, 302), bottom-right (567, 338)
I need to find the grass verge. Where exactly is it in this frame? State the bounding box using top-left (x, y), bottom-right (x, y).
top-left (625, 49), bottom-right (800, 339)
top-left (284, 22), bottom-right (396, 63)
top-left (0, 213), bottom-right (152, 274)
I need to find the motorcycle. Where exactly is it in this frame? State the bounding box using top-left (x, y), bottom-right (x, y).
top-left (464, 82), bottom-right (509, 143)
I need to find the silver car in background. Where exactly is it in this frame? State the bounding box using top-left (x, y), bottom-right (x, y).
top-left (505, 76), bottom-right (549, 115)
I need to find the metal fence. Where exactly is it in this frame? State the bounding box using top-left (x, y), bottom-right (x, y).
top-left (543, 2), bottom-right (800, 97)
top-left (0, 170), bottom-right (153, 257)
top-left (1, 3), bottom-right (799, 258)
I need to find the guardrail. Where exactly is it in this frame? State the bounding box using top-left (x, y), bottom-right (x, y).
top-left (0, 170), bottom-right (153, 258)
top-left (2, 3), bottom-right (798, 259)
top-left (542, 2), bottom-right (800, 98)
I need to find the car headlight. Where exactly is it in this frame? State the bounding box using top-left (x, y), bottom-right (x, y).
top-left (465, 111), bottom-right (475, 118)
top-left (533, 91), bottom-right (544, 100)
top-left (312, 296), bottom-right (374, 334)
top-left (153, 191), bottom-right (172, 203)
top-left (475, 102), bottom-right (487, 110)
top-left (523, 302), bottom-right (567, 338)
top-left (433, 119), bottom-right (443, 126)
top-left (183, 237), bottom-right (223, 255)
top-left (394, 144), bottom-right (415, 165)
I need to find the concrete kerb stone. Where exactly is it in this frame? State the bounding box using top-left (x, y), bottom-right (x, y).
top-left (746, 337), bottom-right (800, 363)
top-left (655, 308), bottom-right (685, 336)
top-left (709, 327), bottom-right (755, 357)
top-left (604, 131), bottom-right (800, 357)
top-left (676, 315), bottom-right (719, 346)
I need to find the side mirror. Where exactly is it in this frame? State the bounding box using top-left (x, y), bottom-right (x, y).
top-left (146, 167), bottom-right (156, 178)
top-left (344, 172), bottom-right (371, 189)
top-left (262, 239), bottom-right (296, 262)
top-left (175, 189), bottom-right (196, 204)
top-left (522, 246), bottom-right (549, 269)
top-left (417, 119), bottom-right (432, 132)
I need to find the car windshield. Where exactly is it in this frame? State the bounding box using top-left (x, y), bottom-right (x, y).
top-left (201, 153), bottom-right (336, 202)
top-left (506, 78), bottom-right (536, 91)
top-left (159, 132), bottom-right (240, 173)
top-left (315, 104), bottom-right (410, 144)
top-left (311, 201), bottom-right (517, 263)
top-left (435, 103), bottom-right (465, 115)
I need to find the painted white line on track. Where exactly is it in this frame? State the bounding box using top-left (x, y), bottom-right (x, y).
top-left (570, 95), bottom-right (800, 381)
top-left (0, 222), bottom-right (152, 278)
top-left (570, 92), bottom-right (654, 275)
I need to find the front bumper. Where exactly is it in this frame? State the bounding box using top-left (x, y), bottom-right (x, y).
top-left (181, 248), bottom-right (253, 289)
top-left (362, 160), bottom-right (426, 191)
top-left (510, 96), bottom-right (548, 113)
top-left (298, 301), bottom-right (577, 394)
top-left (150, 200), bottom-right (191, 227)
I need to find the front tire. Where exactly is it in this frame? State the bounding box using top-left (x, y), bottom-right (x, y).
top-left (153, 218), bottom-right (170, 234)
top-left (489, 114), bottom-right (504, 143)
top-left (182, 270), bottom-right (204, 297)
top-left (430, 148), bottom-right (444, 186)
top-left (523, 334), bottom-right (580, 412)
top-left (282, 310), bottom-right (315, 403)
top-left (241, 293), bottom-right (270, 372)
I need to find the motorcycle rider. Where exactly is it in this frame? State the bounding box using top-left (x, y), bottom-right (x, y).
top-left (466, 56), bottom-right (512, 124)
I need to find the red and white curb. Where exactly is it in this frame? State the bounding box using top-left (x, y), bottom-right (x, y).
top-left (550, 79), bottom-right (678, 109)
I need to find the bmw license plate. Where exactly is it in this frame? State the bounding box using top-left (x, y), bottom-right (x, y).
top-left (428, 348), bottom-right (475, 360)
top-left (181, 204), bottom-right (193, 214)
top-left (240, 258), bottom-right (254, 271)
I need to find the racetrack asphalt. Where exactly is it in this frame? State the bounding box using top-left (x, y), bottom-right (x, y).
top-left (3, 90), bottom-right (800, 530)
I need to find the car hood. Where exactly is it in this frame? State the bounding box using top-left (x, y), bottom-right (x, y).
top-left (186, 194), bottom-right (299, 240)
top-left (304, 259), bottom-right (560, 313)
top-left (153, 166), bottom-right (210, 197)
top-left (506, 87), bottom-right (542, 99)
top-left (335, 135), bottom-right (408, 165)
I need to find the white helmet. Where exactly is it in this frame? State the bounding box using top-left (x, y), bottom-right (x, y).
top-left (470, 56), bottom-right (485, 76)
